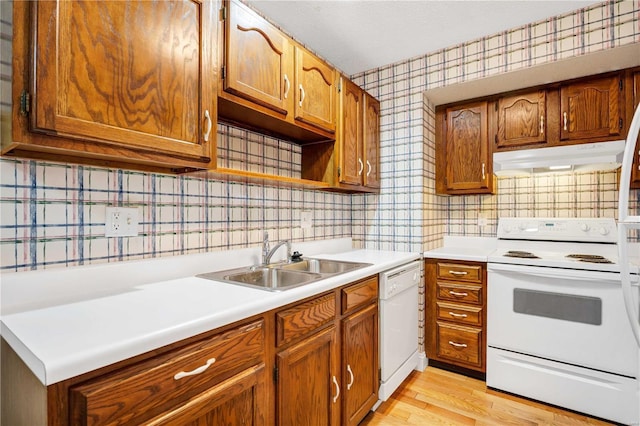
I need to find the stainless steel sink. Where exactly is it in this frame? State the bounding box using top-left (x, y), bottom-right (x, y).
top-left (277, 258), bottom-right (370, 275)
top-left (197, 258), bottom-right (371, 292)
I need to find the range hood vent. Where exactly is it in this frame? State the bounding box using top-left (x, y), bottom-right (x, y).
top-left (493, 140), bottom-right (625, 176)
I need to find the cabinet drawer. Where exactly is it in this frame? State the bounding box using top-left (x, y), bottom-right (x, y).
top-left (276, 292), bottom-right (336, 347)
top-left (436, 302), bottom-right (482, 326)
top-left (436, 322), bottom-right (482, 368)
top-left (436, 263), bottom-right (481, 282)
top-left (436, 282), bottom-right (483, 305)
top-left (342, 276), bottom-right (378, 315)
top-left (70, 320), bottom-right (264, 426)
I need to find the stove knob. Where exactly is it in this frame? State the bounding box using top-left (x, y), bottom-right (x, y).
top-left (580, 223), bottom-right (590, 232)
top-left (599, 227), bottom-right (609, 236)
top-left (502, 226), bottom-right (512, 234)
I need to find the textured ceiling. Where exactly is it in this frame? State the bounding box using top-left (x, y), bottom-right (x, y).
top-left (245, 0), bottom-right (602, 75)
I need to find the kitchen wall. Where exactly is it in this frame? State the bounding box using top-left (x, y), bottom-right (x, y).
top-left (352, 0), bottom-right (640, 252)
top-left (1, 1), bottom-right (639, 271)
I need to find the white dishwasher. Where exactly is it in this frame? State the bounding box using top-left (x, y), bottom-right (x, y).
top-left (378, 260), bottom-right (422, 402)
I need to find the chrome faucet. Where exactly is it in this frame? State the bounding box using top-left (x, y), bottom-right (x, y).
top-left (262, 232), bottom-right (291, 265)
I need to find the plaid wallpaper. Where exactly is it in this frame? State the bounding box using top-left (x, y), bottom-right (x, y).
top-left (1, 1), bottom-right (639, 271)
top-left (352, 0), bottom-right (640, 252)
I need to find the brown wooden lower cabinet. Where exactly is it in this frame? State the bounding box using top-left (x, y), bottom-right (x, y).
top-left (425, 259), bottom-right (487, 375)
top-left (2, 276), bottom-right (380, 426)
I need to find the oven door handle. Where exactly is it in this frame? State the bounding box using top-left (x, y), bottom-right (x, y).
top-left (488, 263), bottom-right (639, 284)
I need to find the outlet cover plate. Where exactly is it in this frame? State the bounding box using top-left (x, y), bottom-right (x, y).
top-left (300, 211), bottom-right (313, 229)
top-left (105, 207), bottom-right (139, 237)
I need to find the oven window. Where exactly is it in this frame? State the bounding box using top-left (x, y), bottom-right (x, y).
top-left (513, 289), bottom-right (602, 325)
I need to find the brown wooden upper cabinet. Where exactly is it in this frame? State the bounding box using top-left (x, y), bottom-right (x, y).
top-left (6, 0), bottom-right (217, 172)
top-left (437, 101), bottom-right (493, 195)
top-left (336, 77), bottom-right (380, 191)
top-left (632, 71), bottom-right (640, 188)
top-left (496, 90), bottom-right (547, 149)
top-left (223, 0), bottom-right (291, 115)
top-left (560, 73), bottom-right (625, 142)
top-left (220, 0), bottom-right (336, 140)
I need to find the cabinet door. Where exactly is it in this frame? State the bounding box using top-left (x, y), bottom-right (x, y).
top-left (497, 91), bottom-right (546, 148)
top-left (342, 303), bottom-right (378, 426)
top-left (223, 0), bottom-right (291, 115)
top-left (445, 101), bottom-right (491, 192)
top-left (363, 93), bottom-right (381, 189)
top-left (294, 46), bottom-right (336, 133)
top-left (146, 365), bottom-right (267, 426)
top-left (32, 0), bottom-right (215, 159)
top-left (632, 72), bottom-right (640, 188)
top-left (339, 78), bottom-right (363, 186)
top-left (560, 74), bottom-right (624, 141)
top-left (277, 326), bottom-right (339, 426)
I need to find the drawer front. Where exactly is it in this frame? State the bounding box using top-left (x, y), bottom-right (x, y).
top-left (436, 302), bottom-right (482, 326)
top-left (436, 282), bottom-right (483, 305)
top-left (277, 292), bottom-right (336, 346)
top-left (436, 322), bottom-right (482, 368)
top-left (341, 276), bottom-right (378, 315)
top-left (437, 263), bottom-right (481, 283)
top-left (70, 320), bottom-right (265, 426)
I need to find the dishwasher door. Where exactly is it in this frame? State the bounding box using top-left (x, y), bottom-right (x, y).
top-left (379, 261), bottom-right (421, 400)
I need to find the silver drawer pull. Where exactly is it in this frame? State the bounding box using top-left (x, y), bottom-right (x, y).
top-left (448, 290), bottom-right (468, 297)
top-left (448, 312), bottom-right (468, 318)
top-left (448, 341), bottom-right (468, 348)
top-left (448, 270), bottom-right (468, 276)
top-left (174, 358), bottom-right (216, 380)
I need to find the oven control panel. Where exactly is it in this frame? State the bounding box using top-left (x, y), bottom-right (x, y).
top-left (497, 217), bottom-right (617, 243)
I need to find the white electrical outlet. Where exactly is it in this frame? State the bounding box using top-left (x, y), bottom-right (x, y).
top-left (300, 211), bottom-right (313, 229)
top-left (105, 207), bottom-right (139, 237)
top-left (478, 215), bottom-right (488, 227)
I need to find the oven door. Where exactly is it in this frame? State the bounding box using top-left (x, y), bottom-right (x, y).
top-left (488, 262), bottom-right (639, 377)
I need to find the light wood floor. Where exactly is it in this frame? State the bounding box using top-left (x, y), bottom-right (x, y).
top-left (360, 367), bottom-right (615, 425)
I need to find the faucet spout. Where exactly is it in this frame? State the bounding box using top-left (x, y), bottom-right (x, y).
top-left (263, 240), bottom-right (291, 265)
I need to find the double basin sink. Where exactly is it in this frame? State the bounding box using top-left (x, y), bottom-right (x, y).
top-left (197, 258), bottom-right (371, 292)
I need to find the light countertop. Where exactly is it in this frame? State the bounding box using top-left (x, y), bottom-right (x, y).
top-left (423, 236), bottom-right (497, 262)
top-left (1, 239), bottom-right (420, 386)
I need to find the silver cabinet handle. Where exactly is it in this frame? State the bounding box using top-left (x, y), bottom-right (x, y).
top-left (332, 375), bottom-right (340, 403)
top-left (481, 163), bottom-right (486, 180)
top-left (299, 84), bottom-right (305, 107)
top-left (448, 341), bottom-right (468, 348)
top-left (448, 270), bottom-right (468, 276)
top-left (449, 290), bottom-right (468, 297)
top-left (203, 110), bottom-right (212, 142)
top-left (563, 112), bottom-right (568, 131)
top-left (540, 115), bottom-right (544, 134)
top-left (174, 357), bottom-right (216, 380)
top-left (448, 312), bottom-right (468, 318)
top-left (358, 158), bottom-right (364, 175)
top-left (346, 364), bottom-right (354, 390)
top-left (366, 160), bottom-right (371, 176)
top-left (283, 74), bottom-right (290, 99)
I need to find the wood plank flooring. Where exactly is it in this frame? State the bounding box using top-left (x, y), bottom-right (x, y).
top-left (360, 367), bottom-right (615, 425)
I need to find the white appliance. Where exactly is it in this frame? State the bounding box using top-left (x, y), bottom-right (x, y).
top-left (377, 260), bottom-right (421, 402)
top-left (487, 217), bottom-right (639, 425)
top-left (493, 139), bottom-right (625, 176)
top-left (618, 102), bottom-right (640, 424)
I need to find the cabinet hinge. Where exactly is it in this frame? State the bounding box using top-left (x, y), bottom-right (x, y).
top-left (221, 66), bottom-right (226, 80)
top-left (619, 78), bottom-right (623, 91)
top-left (337, 167), bottom-right (341, 177)
top-left (494, 102), bottom-right (498, 111)
top-left (338, 80), bottom-right (342, 93)
top-left (620, 118), bottom-right (623, 130)
top-left (19, 90), bottom-right (30, 116)
top-left (494, 134), bottom-right (498, 145)
top-left (220, 6), bottom-right (227, 21)
top-left (273, 365), bottom-right (278, 383)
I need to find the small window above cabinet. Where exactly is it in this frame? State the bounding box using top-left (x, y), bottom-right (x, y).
top-left (560, 73), bottom-right (625, 142)
top-left (496, 90), bottom-right (547, 149)
top-left (436, 101), bottom-right (494, 195)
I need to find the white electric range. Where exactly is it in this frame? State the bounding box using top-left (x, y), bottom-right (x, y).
top-left (486, 217), bottom-right (639, 425)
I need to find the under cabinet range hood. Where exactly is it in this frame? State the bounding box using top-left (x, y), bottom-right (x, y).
top-left (493, 140), bottom-right (626, 176)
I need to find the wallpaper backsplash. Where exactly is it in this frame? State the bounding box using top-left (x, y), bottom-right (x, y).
top-left (1, 1), bottom-right (639, 271)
